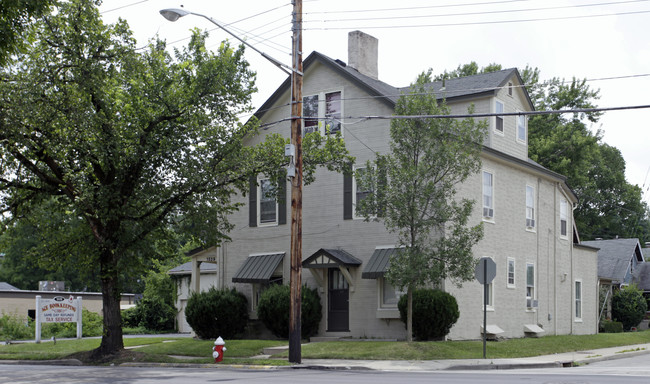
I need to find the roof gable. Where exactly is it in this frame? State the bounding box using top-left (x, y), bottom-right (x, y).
top-left (581, 238), bottom-right (644, 281)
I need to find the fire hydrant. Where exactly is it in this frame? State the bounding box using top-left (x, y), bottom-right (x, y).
top-left (212, 336), bottom-right (226, 363)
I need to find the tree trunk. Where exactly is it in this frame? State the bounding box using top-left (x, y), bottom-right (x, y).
top-left (93, 249), bottom-right (124, 358)
top-left (407, 286), bottom-right (413, 342)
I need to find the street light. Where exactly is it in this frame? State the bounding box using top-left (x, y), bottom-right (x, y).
top-left (160, 4), bottom-right (304, 364)
top-left (159, 8), bottom-right (291, 75)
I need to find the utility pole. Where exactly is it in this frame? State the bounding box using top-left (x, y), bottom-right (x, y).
top-left (288, 0), bottom-right (303, 364)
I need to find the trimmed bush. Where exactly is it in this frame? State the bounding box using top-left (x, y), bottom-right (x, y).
top-left (600, 319), bottom-right (624, 333)
top-left (185, 288), bottom-right (248, 339)
top-left (257, 284), bottom-right (322, 339)
top-left (398, 288), bottom-right (459, 341)
top-left (138, 297), bottom-right (176, 332)
top-left (121, 306), bottom-right (140, 328)
top-left (612, 284), bottom-right (647, 331)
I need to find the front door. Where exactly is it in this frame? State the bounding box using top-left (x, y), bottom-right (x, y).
top-left (327, 268), bottom-right (349, 331)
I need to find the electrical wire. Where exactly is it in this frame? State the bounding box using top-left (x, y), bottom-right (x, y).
top-left (306, 0), bottom-right (535, 14)
top-left (100, 0), bottom-right (151, 14)
top-left (304, 9), bottom-right (650, 30)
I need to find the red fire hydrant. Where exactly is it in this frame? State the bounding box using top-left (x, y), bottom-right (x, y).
top-left (212, 336), bottom-right (226, 363)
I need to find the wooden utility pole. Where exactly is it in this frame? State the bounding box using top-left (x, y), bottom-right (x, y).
top-left (288, 0), bottom-right (303, 364)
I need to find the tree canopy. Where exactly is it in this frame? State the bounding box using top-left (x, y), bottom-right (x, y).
top-left (0, 0), bottom-right (56, 66)
top-left (0, 0), bottom-right (351, 358)
top-left (356, 71), bottom-right (486, 341)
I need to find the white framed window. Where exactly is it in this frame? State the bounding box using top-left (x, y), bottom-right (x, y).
top-left (380, 278), bottom-right (404, 308)
top-left (575, 280), bottom-right (582, 321)
top-left (560, 198), bottom-right (568, 238)
top-left (494, 100), bottom-right (504, 134)
top-left (508, 82), bottom-right (513, 97)
top-left (526, 185), bottom-right (535, 229)
top-left (526, 263), bottom-right (536, 310)
top-left (353, 166), bottom-right (373, 219)
top-left (258, 178), bottom-right (278, 226)
top-left (302, 90), bottom-right (343, 136)
top-left (517, 114), bottom-right (527, 143)
top-left (507, 258), bottom-right (515, 288)
top-left (482, 283), bottom-right (494, 310)
top-left (482, 171), bottom-right (494, 220)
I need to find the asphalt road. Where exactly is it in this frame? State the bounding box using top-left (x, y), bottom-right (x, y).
top-left (2, 354), bottom-right (650, 384)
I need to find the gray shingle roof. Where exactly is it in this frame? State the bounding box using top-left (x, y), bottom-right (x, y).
top-left (303, 248), bottom-right (362, 269)
top-left (0, 282), bottom-right (19, 290)
top-left (581, 238), bottom-right (644, 282)
top-left (632, 262), bottom-right (650, 291)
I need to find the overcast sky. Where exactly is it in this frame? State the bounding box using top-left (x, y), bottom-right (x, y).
top-left (100, 0), bottom-right (650, 204)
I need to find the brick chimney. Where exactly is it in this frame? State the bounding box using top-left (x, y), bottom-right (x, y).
top-left (348, 31), bottom-right (378, 79)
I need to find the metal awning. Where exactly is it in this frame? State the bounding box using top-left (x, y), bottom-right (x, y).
top-left (232, 253), bottom-right (284, 283)
top-left (362, 247), bottom-right (400, 279)
top-left (302, 248), bottom-right (361, 269)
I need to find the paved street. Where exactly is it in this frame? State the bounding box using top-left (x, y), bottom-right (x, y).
top-left (2, 354), bottom-right (650, 384)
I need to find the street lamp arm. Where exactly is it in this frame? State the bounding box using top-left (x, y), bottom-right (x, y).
top-left (159, 8), bottom-right (292, 75)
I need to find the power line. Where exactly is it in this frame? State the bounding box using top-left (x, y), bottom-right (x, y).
top-left (305, 0), bottom-right (650, 23)
top-left (306, 0), bottom-right (535, 14)
top-left (257, 104), bottom-right (650, 129)
top-left (100, 0), bottom-right (151, 14)
top-left (304, 9), bottom-right (650, 30)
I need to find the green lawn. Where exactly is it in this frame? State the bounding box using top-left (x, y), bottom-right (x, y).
top-left (1, 331), bottom-right (649, 364)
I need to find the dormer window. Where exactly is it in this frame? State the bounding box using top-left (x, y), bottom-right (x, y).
top-left (302, 91), bottom-right (343, 136)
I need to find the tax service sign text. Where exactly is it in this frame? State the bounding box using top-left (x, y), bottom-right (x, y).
top-left (39, 296), bottom-right (80, 323)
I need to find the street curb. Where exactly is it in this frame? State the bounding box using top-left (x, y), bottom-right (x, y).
top-left (291, 364), bottom-right (374, 371)
top-left (119, 362), bottom-right (285, 370)
top-left (445, 361), bottom-right (564, 370)
top-left (0, 359), bottom-right (82, 366)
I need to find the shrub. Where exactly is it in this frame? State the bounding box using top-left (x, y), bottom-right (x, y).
top-left (121, 306), bottom-right (140, 328)
top-left (138, 297), bottom-right (176, 332)
top-left (0, 313), bottom-right (33, 340)
top-left (398, 288), bottom-right (459, 341)
top-left (185, 288), bottom-right (248, 339)
top-left (257, 284), bottom-right (322, 339)
top-left (600, 319), bottom-right (624, 333)
top-left (612, 284), bottom-right (647, 331)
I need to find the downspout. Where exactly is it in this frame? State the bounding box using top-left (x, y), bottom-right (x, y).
top-left (554, 183), bottom-right (558, 334)
top-left (570, 201), bottom-right (576, 335)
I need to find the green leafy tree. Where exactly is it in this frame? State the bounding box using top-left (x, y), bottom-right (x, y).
top-left (356, 71), bottom-right (486, 341)
top-left (0, 0), bottom-right (351, 358)
top-left (0, 0), bottom-right (56, 66)
top-left (612, 284), bottom-right (647, 330)
top-left (434, 61), bottom-right (502, 81)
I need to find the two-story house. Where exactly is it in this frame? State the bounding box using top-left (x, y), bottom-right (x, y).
top-left (179, 31), bottom-right (598, 340)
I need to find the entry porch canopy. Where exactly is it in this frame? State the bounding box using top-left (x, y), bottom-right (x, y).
top-left (302, 248), bottom-right (361, 292)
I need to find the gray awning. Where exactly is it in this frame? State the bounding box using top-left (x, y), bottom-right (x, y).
top-left (362, 247), bottom-right (400, 279)
top-left (232, 253), bottom-right (284, 283)
top-left (302, 248), bottom-right (361, 269)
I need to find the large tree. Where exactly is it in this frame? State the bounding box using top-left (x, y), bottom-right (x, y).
top-left (0, 0), bottom-right (351, 358)
top-left (356, 71), bottom-right (486, 341)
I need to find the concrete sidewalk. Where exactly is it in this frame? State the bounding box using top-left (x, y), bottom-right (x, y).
top-left (296, 342), bottom-right (650, 371)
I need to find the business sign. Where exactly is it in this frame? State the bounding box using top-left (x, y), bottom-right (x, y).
top-left (35, 295), bottom-right (83, 343)
top-left (39, 295), bottom-right (80, 323)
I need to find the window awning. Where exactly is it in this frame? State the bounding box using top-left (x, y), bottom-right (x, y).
top-left (362, 247), bottom-right (400, 279)
top-left (232, 253), bottom-right (284, 283)
top-left (302, 248), bottom-right (361, 269)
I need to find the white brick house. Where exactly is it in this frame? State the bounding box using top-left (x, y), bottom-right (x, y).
top-left (180, 31), bottom-right (599, 340)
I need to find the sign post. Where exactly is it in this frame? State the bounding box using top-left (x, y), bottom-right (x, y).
top-left (35, 295), bottom-right (83, 343)
top-left (474, 257), bottom-right (496, 359)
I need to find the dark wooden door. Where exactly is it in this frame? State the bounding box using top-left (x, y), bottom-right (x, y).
top-left (327, 268), bottom-right (349, 331)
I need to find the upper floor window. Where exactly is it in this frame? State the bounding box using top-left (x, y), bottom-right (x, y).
top-left (526, 185), bottom-right (535, 229)
top-left (508, 82), bottom-right (513, 97)
top-left (259, 178), bottom-right (277, 225)
top-left (560, 199), bottom-right (568, 238)
top-left (302, 91), bottom-right (342, 136)
top-left (495, 100), bottom-right (504, 134)
top-left (482, 171), bottom-right (494, 220)
top-left (575, 280), bottom-right (582, 320)
top-left (517, 114), bottom-right (527, 142)
top-left (507, 258), bottom-right (515, 288)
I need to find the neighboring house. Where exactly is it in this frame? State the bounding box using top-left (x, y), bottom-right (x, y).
top-left (168, 248), bottom-right (219, 333)
top-left (0, 282), bottom-right (19, 291)
top-left (581, 238), bottom-right (647, 320)
top-left (181, 31), bottom-right (599, 340)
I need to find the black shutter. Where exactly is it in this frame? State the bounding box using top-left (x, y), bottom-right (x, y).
top-left (343, 164), bottom-right (353, 220)
top-left (278, 180), bottom-right (287, 225)
top-left (249, 176), bottom-right (257, 227)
